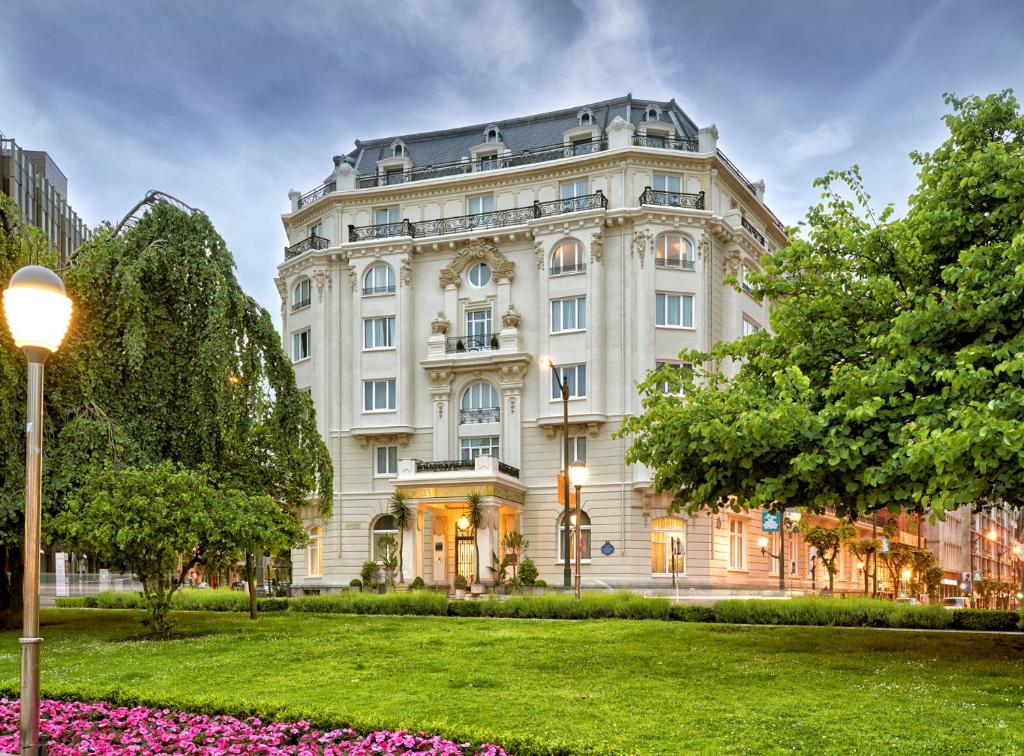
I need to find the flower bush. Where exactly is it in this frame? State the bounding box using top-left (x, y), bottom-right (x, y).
top-left (0, 699), bottom-right (507, 755)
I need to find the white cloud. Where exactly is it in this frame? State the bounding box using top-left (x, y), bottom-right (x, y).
top-left (782, 120), bottom-right (854, 162)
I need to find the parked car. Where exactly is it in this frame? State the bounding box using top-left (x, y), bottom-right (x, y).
top-left (895, 597), bottom-right (920, 606)
top-left (942, 597), bottom-right (969, 610)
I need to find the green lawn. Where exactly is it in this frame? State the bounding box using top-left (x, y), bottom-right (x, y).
top-left (1, 609), bottom-right (1023, 754)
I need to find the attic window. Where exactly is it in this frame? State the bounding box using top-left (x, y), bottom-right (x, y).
top-left (581, 113), bottom-right (591, 125)
top-left (644, 104), bottom-right (661, 121)
top-left (392, 143), bottom-right (405, 157)
top-left (577, 108), bottom-right (594, 126)
top-left (484, 124), bottom-right (501, 144)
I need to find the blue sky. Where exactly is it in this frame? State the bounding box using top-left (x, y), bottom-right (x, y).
top-left (3, 0), bottom-right (1022, 317)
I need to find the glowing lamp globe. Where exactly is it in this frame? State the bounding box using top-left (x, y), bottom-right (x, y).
top-left (456, 515), bottom-right (470, 531)
top-left (3, 266), bottom-right (72, 353)
top-left (568, 462), bottom-right (589, 488)
top-left (757, 536), bottom-right (768, 549)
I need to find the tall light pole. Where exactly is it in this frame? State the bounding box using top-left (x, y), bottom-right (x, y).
top-left (3, 266), bottom-right (73, 756)
top-left (541, 358), bottom-right (572, 590)
top-left (569, 461), bottom-right (588, 600)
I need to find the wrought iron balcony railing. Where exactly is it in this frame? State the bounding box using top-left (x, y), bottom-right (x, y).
top-left (446, 333), bottom-right (498, 353)
top-left (284, 234), bottom-right (330, 260)
top-left (632, 134), bottom-right (699, 152)
top-left (460, 407), bottom-right (500, 424)
top-left (498, 461), bottom-right (520, 478)
top-left (297, 183), bottom-right (332, 210)
top-left (741, 217), bottom-right (766, 246)
top-left (414, 458), bottom-right (520, 478)
top-left (362, 284), bottom-right (396, 296)
top-left (549, 262), bottom-right (587, 276)
top-left (348, 192), bottom-right (607, 243)
top-left (354, 139), bottom-right (608, 189)
top-left (639, 187), bottom-right (705, 210)
top-left (655, 257), bottom-right (696, 271)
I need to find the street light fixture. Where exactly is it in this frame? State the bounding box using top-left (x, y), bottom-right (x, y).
top-left (541, 356), bottom-right (572, 591)
top-left (3, 265), bottom-right (73, 756)
top-left (568, 461), bottom-right (588, 600)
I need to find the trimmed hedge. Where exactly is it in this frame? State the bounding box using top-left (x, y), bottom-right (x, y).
top-left (711, 598), bottom-right (955, 629)
top-left (57, 590), bottom-right (287, 614)
top-left (669, 605), bottom-right (716, 623)
top-left (290, 591), bottom-right (448, 616)
top-left (951, 609), bottom-right (1020, 632)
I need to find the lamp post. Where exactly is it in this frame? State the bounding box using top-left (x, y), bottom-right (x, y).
top-left (541, 357), bottom-right (572, 591)
top-left (568, 461), bottom-right (588, 600)
top-left (3, 265), bottom-right (73, 756)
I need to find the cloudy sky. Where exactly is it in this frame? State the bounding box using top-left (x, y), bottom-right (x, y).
top-left (3, 0), bottom-right (1021, 316)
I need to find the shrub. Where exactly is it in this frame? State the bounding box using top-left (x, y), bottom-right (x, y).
top-left (94, 591), bottom-right (145, 609)
top-left (410, 576), bottom-right (425, 590)
top-left (257, 597), bottom-right (290, 612)
top-left (172, 589), bottom-right (248, 613)
top-left (360, 561), bottom-right (380, 587)
top-left (669, 605), bottom-right (716, 623)
top-left (290, 591), bottom-right (447, 617)
top-left (349, 578), bottom-right (363, 589)
top-left (710, 598), bottom-right (954, 630)
top-left (533, 579), bottom-right (546, 588)
top-left (54, 596), bottom-right (97, 609)
top-left (951, 609), bottom-right (1020, 632)
top-left (474, 593), bottom-right (671, 621)
top-left (447, 600), bottom-right (483, 617)
top-left (453, 574), bottom-right (468, 591)
top-left (519, 558), bottom-right (538, 586)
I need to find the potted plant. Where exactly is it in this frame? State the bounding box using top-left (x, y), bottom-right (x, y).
top-left (489, 334), bottom-right (499, 350)
top-left (454, 573), bottom-right (468, 599)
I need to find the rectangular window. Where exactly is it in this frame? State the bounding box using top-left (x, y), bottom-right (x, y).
top-left (309, 222), bottom-right (324, 238)
top-left (742, 317), bottom-right (761, 337)
top-left (374, 206), bottom-right (400, 226)
top-left (729, 519), bottom-right (746, 570)
top-left (363, 316), bottom-right (396, 349)
top-left (655, 361), bottom-right (692, 394)
top-left (559, 179), bottom-right (589, 212)
top-left (655, 293), bottom-right (694, 328)
top-left (375, 446), bottom-right (398, 477)
top-left (550, 296), bottom-right (587, 333)
top-left (467, 194), bottom-right (494, 215)
top-left (561, 436), bottom-right (588, 466)
top-left (363, 379), bottom-right (396, 412)
top-left (478, 153), bottom-right (498, 171)
top-left (653, 174), bottom-right (682, 193)
top-left (385, 169), bottom-right (404, 185)
top-left (550, 364), bottom-right (587, 400)
top-left (768, 532), bottom-right (780, 576)
top-left (460, 436), bottom-right (499, 460)
top-left (465, 309), bottom-right (492, 337)
top-left (291, 329), bottom-right (310, 362)
top-left (571, 138), bottom-right (594, 156)
top-left (740, 266), bottom-right (754, 294)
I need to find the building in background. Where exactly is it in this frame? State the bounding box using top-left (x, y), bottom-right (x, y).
top-left (1, 130), bottom-right (90, 261)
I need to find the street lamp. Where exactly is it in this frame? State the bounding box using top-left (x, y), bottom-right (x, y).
top-left (568, 461), bottom-right (588, 600)
top-left (3, 265), bottom-right (73, 756)
top-left (541, 356), bottom-right (572, 591)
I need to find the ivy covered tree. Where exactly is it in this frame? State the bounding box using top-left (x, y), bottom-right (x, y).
top-left (621, 91), bottom-right (1024, 527)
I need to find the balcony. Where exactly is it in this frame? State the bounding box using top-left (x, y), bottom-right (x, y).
top-left (741, 217), bottom-right (766, 246)
top-left (655, 257), bottom-right (696, 271)
top-left (639, 187), bottom-right (705, 210)
top-left (446, 333), bottom-right (497, 353)
top-left (297, 183), bottom-right (332, 210)
top-left (413, 457), bottom-right (519, 479)
top-left (460, 407), bottom-right (500, 425)
top-left (354, 139), bottom-right (608, 189)
top-left (362, 284), bottom-right (396, 296)
top-left (632, 134), bottom-right (699, 152)
top-left (348, 191), bottom-right (607, 243)
top-left (284, 233), bottom-right (330, 260)
top-left (549, 262), bottom-right (587, 276)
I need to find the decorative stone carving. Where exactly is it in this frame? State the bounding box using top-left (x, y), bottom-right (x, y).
top-left (590, 231), bottom-right (604, 264)
top-left (501, 304), bottom-right (522, 329)
top-left (428, 370), bottom-right (456, 389)
top-left (274, 277), bottom-right (287, 322)
top-left (400, 256), bottom-right (413, 287)
top-left (698, 232), bottom-right (711, 260)
top-left (498, 364), bottom-right (529, 385)
top-left (437, 401), bottom-right (444, 419)
top-left (339, 253), bottom-right (358, 291)
top-left (353, 432), bottom-right (412, 449)
top-left (632, 230), bottom-right (652, 267)
top-left (438, 239), bottom-right (515, 289)
top-left (430, 311), bottom-right (450, 335)
top-left (533, 237), bottom-right (545, 269)
top-left (313, 270), bottom-right (330, 301)
top-left (724, 250), bottom-right (742, 275)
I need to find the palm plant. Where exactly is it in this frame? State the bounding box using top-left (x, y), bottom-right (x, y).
top-left (389, 490), bottom-right (412, 584)
top-left (502, 531), bottom-right (529, 581)
top-left (465, 491), bottom-right (486, 584)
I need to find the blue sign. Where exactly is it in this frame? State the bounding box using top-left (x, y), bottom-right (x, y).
top-left (600, 541), bottom-right (615, 556)
top-left (761, 511), bottom-right (780, 533)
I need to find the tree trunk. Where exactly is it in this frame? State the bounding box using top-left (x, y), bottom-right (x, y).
top-left (245, 551), bottom-right (258, 620)
top-left (397, 531), bottom-right (404, 584)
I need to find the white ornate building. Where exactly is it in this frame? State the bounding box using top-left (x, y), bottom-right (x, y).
top-left (276, 94), bottom-right (797, 594)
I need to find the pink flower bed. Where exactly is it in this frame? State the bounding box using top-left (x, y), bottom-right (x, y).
top-left (0, 699), bottom-right (508, 755)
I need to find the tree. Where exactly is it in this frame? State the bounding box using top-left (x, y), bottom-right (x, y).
top-left (377, 535), bottom-right (398, 588)
top-left (799, 521), bottom-right (855, 594)
top-left (502, 531), bottom-right (529, 582)
top-left (464, 491), bottom-right (485, 584)
top-left (620, 92), bottom-right (1024, 526)
top-left (878, 543), bottom-right (917, 598)
top-left (847, 538), bottom-right (882, 597)
top-left (389, 490), bottom-right (411, 584)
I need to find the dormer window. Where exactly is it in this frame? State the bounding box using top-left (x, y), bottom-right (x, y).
top-left (577, 107), bottom-right (594, 127)
top-left (483, 124), bottom-right (501, 144)
top-left (581, 113), bottom-right (591, 125)
top-left (644, 104), bottom-right (662, 121)
top-left (391, 140), bottom-right (407, 158)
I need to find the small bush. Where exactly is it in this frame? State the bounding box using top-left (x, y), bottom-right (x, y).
top-left (257, 597), bottom-right (290, 612)
top-left (54, 596), bottom-right (96, 609)
top-left (951, 609), bottom-right (1020, 632)
top-left (711, 598), bottom-right (954, 630)
top-left (453, 574), bottom-right (468, 591)
top-left (291, 591), bottom-right (447, 616)
top-left (349, 578), bottom-right (362, 589)
top-left (519, 558), bottom-right (539, 586)
top-left (447, 600), bottom-right (483, 617)
top-left (94, 591), bottom-right (145, 609)
top-left (360, 561), bottom-right (380, 586)
top-left (533, 579), bottom-right (546, 588)
top-left (669, 605), bottom-right (716, 623)
top-left (172, 589), bottom-right (249, 612)
top-left (410, 576), bottom-right (425, 590)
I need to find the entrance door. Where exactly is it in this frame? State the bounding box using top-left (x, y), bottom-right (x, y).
top-left (456, 532), bottom-right (476, 584)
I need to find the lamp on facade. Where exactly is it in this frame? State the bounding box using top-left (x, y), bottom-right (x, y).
top-left (987, 527), bottom-right (998, 541)
top-left (542, 355), bottom-right (573, 591)
top-left (3, 265), bottom-right (73, 756)
top-left (456, 515), bottom-right (470, 531)
top-left (568, 461), bottom-right (588, 600)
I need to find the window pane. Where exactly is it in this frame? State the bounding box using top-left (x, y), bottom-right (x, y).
top-left (577, 366), bottom-right (586, 397)
top-left (550, 301), bottom-right (561, 332)
top-left (387, 379), bottom-right (396, 408)
top-left (668, 295), bottom-right (680, 325)
top-left (655, 293), bottom-right (665, 325)
top-left (364, 382), bottom-right (373, 410)
top-left (682, 296), bottom-right (693, 327)
top-left (363, 320), bottom-right (372, 348)
top-left (578, 298), bottom-right (586, 329)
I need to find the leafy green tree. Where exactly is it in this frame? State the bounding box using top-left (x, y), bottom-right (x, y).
top-left (620, 91), bottom-right (1024, 526)
top-left (847, 538), bottom-right (882, 597)
top-left (464, 491), bottom-right (485, 584)
top-left (389, 490), bottom-right (411, 584)
top-left (377, 534), bottom-right (399, 588)
top-left (799, 521), bottom-right (855, 594)
top-left (502, 531), bottom-right (529, 581)
top-left (878, 543), bottom-right (918, 598)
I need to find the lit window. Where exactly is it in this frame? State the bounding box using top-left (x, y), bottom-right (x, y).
top-left (374, 446), bottom-right (398, 477)
top-left (363, 316), bottom-right (396, 350)
top-left (460, 436), bottom-right (499, 460)
top-left (550, 296), bottom-right (587, 333)
top-left (550, 364), bottom-right (587, 400)
top-left (729, 519), bottom-right (746, 570)
top-left (558, 510), bottom-right (592, 562)
top-left (307, 526), bottom-right (322, 577)
top-left (291, 279), bottom-right (311, 311)
top-left (549, 240), bottom-right (585, 274)
top-left (651, 517), bottom-right (686, 574)
top-left (363, 379), bottom-right (396, 412)
top-left (372, 515), bottom-right (399, 562)
top-left (363, 263), bottom-right (396, 296)
top-left (291, 329), bottom-right (310, 362)
top-left (468, 262), bottom-right (492, 287)
top-left (655, 293), bottom-right (694, 328)
top-left (655, 235), bottom-right (694, 269)
top-left (460, 382), bottom-right (500, 424)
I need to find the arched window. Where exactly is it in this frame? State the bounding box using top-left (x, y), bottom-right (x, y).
top-left (460, 381), bottom-right (500, 424)
top-left (549, 239), bottom-right (585, 275)
top-left (372, 515), bottom-right (399, 562)
top-left (655, 235), bottom-right (694, 269)
top-left (291, 278), bottom-right (311, 311)
top-left (651, 516), bottom-right (686, 574)
top-left (363, 263), bottom-right (396, 296)
top-left (307, 526), bottom-right (322, 577)
top-left (557, 510), bottom-right (592, 562)
top-left (644, 104), bottom-right (661, 121)
top-left (484, 125), bottom-right (500, 144)
top-left (577, 108), bottom-right (594, 126)
top-left (392, 142), bottom-right (406, 158)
